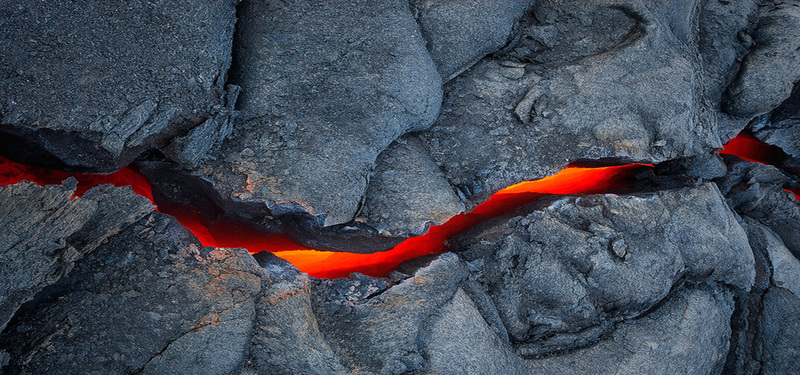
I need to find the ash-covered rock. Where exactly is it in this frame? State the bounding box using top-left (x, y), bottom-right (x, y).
top-left (192, 0), bottom-right (442, 227)
top-left (0, 181), bottom-right (152, 333)
top-left (0, 0), bottom-right (239, 171)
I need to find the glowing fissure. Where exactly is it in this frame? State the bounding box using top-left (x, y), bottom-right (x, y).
top-left (720, 132), bottom-right (800, 200)
top-left (2, 131), bottom-right (794, 279)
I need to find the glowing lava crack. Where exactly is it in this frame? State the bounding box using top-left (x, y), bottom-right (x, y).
top-left (0, 132), bottom-right (796, 278)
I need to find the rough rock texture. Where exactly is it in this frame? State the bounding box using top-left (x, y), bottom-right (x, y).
top-left (760, 287), bottom-right (800, 375)
top-left (3, 1), bottom-right (800, 374)
top-left (411, 0), bottom-right (759, 207)
top-left (0, 0), bottom-right (239, 170)
top-left (410, 0), bottom-right (536, 81)
top-left (194, 0), bottom-right (442, 227)
top-left (311, 253), bottom-right (468, 374)
top-left (453, 183), bottom-right (752, 356)
top-left (0, 210), bottom-right (265, 375)
top-left (717, 157), bottom-right (800, 258)
top-left (0, 181), bottom-right (152, 333)
top-left (723, 0), bottom-right (800, 118)
top-left (715, 159), bottom-right (800, 374)
top-left (358, 135), bottom-right (464, 236)
top-left (244, 253), bottom-right (347, 375)
top-left (751, 85), bottom-right (800, 158)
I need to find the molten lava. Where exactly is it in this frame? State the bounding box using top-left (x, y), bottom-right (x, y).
top-left (275, 164), bottom-right (653, 278)
top-left (0, 154), bottom-right (654, 278)
top-left (720, 132), bottom-right (800, 201)
top-left (0, 155), bottom-right (153, 202)
top-left (8, 133), bottom-right (796, 279)
top-left (719, 132), bottom-right (787, 166)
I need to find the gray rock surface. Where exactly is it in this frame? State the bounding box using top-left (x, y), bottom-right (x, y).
top-left (410, 0), bottom-right (536, 81)
top-left (0, 0), bottom-right (239, 170)
top-left (453, 183), bottom-right (752, 356)
top-left (310, 253), bottom-right (468, 374)
top-left (723, 0), bottom-right (800, 118)
top-left (760, 287), bottom-right (800, 375)
top-left (427, 287), bottom-right (734, 375)
top-left (196, 0), bottom-right (442, 227)
top-left (524, 287), bottom-right (734, 375)
top-left (410, 0), bottom-right (757, 207)
top-left (244, 253), bottom-right (347, 375)
top-left (358, 135), bottom-right (464, 236)
top-left (1, 211), bottom-right (265, 375)
top-left (0, 181), bottom-right (152, 333)
top-left (717, 158), bottom-right (800, 258)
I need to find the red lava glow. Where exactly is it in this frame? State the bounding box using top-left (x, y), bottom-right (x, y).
top-left (275, 164), bottom-right (653, 278)
top-left (720, 132), bottom-right (799, 202)
top-left (0, 155), bottom-right (153, 202)
top-left (719, 132), bottom-right (786, 166)
top-left (0, 154), bottom-right (652, 278)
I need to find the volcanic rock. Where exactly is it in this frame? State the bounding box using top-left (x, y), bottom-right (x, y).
top-left (716, 157), bottom-right (800, 258)
top-left (358, 135), bottom-right (464, 236)
top-left (310, 253), bottom-right (468, 374)
top-left (412, 0), bottom-right (760, 207)
top-left (0, 211), bottom-right (264, 375)
top-left (723, 0), bottom-right (800, 118)
top-left (244, 253), bottom-right (347, 375)
top-left (0, 181), bottom-right (152, 333)
top-left (193, 0), bottom-right (442, 227)
top-left (452, 183), bottom-right (753, 356)
top-left (0, 0), bottom-right (239, 171)
top-left (409, 0), bottom-right (536, 82)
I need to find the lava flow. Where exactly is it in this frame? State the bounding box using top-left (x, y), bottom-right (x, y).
top-left (720, 132), bottom-right (800, 200)
top-left (6, 133), bottom-right (796, 279)
top-left (0, 153), bottom-right (653, 278)
top-left (0, 155), bottom-right (154, 202)
top-left (275, 164), bottom-right (653, 278)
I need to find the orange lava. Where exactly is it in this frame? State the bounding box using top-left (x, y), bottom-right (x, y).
top-left (0, 155), bottom-right (153, 202)
top-left (275, 164), bottom-right (653, 278)
top-left (720, 132), bottom-right (799, 202)
top-left (0, 154), bottom-right (652, 278)
top-left (719, 132), bottom-right (786, 166)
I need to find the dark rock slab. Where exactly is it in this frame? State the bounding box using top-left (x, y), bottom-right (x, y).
top-left (0, 181), bottom-right (152, 333)
top-left (760, 287), bottom-right (800, 375)
top-left (740, 219), bottom-right (800, 374)
top-left (716, 157), bottom-right (800, 259)
top-left (311, 253), bottom-right (468, 374)
top-left (244, 253), bottom-right (347, 375)
top-left (524, 287), bottom-right (734, 374)
top-left (723, 1), bottom-right (800, 118)
top-left (0, 212), bottom-right (264, 375)
top-left (410, 0), bottom-right (536, 81)
top-left (425, 287), bottom-right (733, 375)
top-left (195, 0), bottom-right (442, 227)
top-left (358, 135), bottom-right (464, 236)
top-left (0, 0), bottom-right (239, 171)
top-left (453, 184), bottom-right (753, 355)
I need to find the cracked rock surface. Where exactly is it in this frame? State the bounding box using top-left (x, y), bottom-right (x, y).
top-left (2, 0), bottom-right (800, 374)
